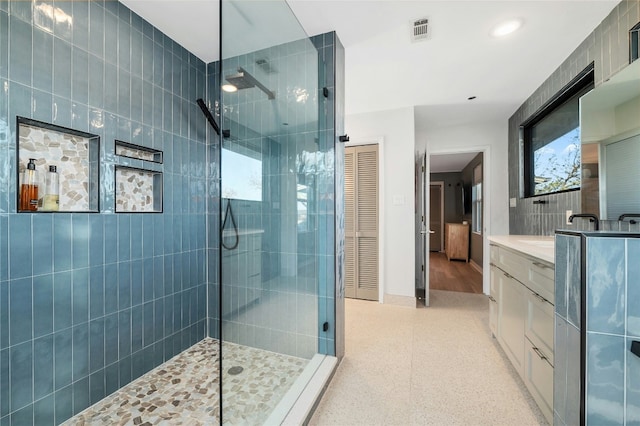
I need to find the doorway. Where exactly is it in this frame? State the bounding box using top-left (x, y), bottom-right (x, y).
top-left (429, 182), bottom-right (444, 252)
top-left (345, 144), bottom-right (379, 301)
top-left (426, 150), bottom-right (487, 297)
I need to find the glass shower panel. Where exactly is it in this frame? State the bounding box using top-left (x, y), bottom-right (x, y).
top-left (220, 0), bottom-right (325, 423)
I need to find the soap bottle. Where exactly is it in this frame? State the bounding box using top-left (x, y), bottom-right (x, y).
top-left (41, 165), bottom-right (59, 211)
top-left (19, 158), bottom-right (39, 211)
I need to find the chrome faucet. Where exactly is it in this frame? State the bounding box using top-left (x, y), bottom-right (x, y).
top-left (568, 213), bottom-right (600, 230)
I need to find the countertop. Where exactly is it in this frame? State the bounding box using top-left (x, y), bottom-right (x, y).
top-left (488, 235), bottom-right (555, 264)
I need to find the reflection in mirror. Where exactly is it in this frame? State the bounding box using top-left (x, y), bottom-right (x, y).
top-left (580, 59), bottom-right (640, 219)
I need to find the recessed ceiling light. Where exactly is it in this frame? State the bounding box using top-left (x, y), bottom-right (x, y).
top-left (222, 84), bottom-right (238, 93)
top-left (490, 19), bottom-right (523, 37)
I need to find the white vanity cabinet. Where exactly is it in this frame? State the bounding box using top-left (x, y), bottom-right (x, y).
top-left (497, 268), bottom-right (526, 377)
top-left (489, 238), bottom-right (554, 424)
top-left (488, 265), bottom-right (499, 337)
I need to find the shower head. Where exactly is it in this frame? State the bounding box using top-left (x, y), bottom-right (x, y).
top-left (224, 67), bottom-right (275, 100)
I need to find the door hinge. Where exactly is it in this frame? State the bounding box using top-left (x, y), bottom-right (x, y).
top-left (421, 166), bottom-right (425, 172)
top-left (421, 265), bottom-right (424, 271)
top-left (323, 322), bottom-right (329, 332)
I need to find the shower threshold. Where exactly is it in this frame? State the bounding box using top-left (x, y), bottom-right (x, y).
top-left (63, 338), bottom-right (311, 425)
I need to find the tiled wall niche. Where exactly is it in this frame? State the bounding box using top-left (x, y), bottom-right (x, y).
top-left (509, 0), bottom-right (640, 235)
top-left (115, 166), bottom-right (163, 213)
top-left (115, 140), bottom-right (163, 164)
top-left (17, 117), bottom-right (99, 212)
top-left (114, 141), bottom-right (164, 213)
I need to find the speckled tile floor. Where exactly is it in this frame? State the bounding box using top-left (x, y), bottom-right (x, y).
top-left (310, 290), bottom-right (549, 426)
top-left (64, 338), bottom-right (308, 426)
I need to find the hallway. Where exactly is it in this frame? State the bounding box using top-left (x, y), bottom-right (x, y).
top-left (429, 252), bottom-right (483, 294)
top-left (310, 291), bottom-right (547, 425)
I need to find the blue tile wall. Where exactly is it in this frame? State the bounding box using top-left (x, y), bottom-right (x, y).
top-left (555, 232), bottom-right (640, 425)
top-left (0, 1), bottom-right (209, 424)
top-left (586, 333), bottom-right (625, 424)
top-left (627, 337), bottom-right (640, 425)
top-left (510, 1), bottom-right (640, 235)
top-left (586, 237), bottom-right (625, 335)
top-left (627, 239), bottom-right (640, 339)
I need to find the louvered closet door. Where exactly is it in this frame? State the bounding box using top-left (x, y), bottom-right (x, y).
top-left (345, 145), bottom-right (379, 300)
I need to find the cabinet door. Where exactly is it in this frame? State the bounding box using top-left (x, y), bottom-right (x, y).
top-left (489, 265), bottom-right (500, 338)
top-left (525, 288), bottom-right (554, 365)
top-left (489, 297), bottom-right (498, 338)
top-left (525, 337), bottom-right (553, 424)
top-left (498, 273), bottom-right (526, 378)
top-left (490, 265), bottom-right (500, 301)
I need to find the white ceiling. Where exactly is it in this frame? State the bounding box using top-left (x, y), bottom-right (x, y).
top-left (430, 152), bottom-right (480, 173)
top-left (121, 0), bottom-right (619, 145)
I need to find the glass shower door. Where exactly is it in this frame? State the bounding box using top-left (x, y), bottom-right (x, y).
top-left (219, 0), bottom-right (328, 423)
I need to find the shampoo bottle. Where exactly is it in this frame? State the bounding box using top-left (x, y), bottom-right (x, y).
top-left (41, 165), bottom-right (59, 211)
top-left (19, 158), bottom-right (39, 211)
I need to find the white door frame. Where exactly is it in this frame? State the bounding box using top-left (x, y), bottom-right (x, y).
top-left (427, 145), bottom-right (491, 295)
top-left (430, 181), bottom-right (445, 252)
top-left (345, 136), bottom-right (385, 303)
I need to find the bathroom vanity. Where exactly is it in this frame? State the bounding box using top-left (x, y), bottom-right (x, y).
top-left (488, 235), bottom-right (555, 424)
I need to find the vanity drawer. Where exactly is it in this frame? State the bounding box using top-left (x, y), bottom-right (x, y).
top-left (498, 247), bottom-right (529, 283)
top-left (526, 258), bottom-right (554, 304)
top-left (490, 244), bottom-right (500, 264)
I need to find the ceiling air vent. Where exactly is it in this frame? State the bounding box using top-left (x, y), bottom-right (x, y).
top-left (411, 18), bottom-right (429, 42)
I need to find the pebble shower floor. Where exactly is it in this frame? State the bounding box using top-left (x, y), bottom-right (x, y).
top-left (62, 338), bottom-right (308, 425)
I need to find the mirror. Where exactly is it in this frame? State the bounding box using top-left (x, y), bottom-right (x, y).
top-left (580, 59), bottom-right (640, 220)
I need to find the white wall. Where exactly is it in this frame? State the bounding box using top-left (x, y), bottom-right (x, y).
top-left (346, 107), bottom-right (416, 300)
top-left (346, 108), bottom-right (509, 299)
top-left (416, 119), bottom-right (510, 294)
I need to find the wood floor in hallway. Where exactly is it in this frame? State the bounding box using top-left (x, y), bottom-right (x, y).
top-left (310, 291), bottom-right (547, 426)
top-left (429, 252), bottom-right (483, 294)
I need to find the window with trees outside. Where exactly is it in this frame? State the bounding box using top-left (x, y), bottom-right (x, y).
top-left (523, 65), bottom-right (594, 197)
top-left (221, 147), bottom-right (262, 201)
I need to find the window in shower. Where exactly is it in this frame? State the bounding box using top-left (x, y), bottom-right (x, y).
top-left (221, 147), bottom-right (262, 201)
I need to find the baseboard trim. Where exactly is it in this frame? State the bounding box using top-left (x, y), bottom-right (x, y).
top-left (470, 260), bottom-right (483, 274)
top-left (383, 294), bottom-right (416, 308)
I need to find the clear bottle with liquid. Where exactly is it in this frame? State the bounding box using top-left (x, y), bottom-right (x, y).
top-left (19, 158), bottom-right (39, 211)
top-left (41, 165), bottom-right (59, 211)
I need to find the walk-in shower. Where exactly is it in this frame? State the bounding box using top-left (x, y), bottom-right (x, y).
top-left (0, 0), bottom-right (343, 424)
top-left (214, 0), bottom-right (343, 422)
